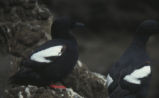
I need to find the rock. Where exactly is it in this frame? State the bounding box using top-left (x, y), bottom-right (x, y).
top-left (64, 60), bottom-right (108, 98)
top-left (0, 0), bottom-right (52, 57)
top-left (5, 61), bottom-right (108, 98)
top-left (5, 85), bottom-right (84, 98)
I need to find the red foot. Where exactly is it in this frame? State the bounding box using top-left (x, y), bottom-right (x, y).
top-left (49, 85), bottom-right (66, 89)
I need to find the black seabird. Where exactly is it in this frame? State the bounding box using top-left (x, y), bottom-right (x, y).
top-left (106, 20), bottom-right (159, 98)
top-left (10, 16), bottom-right (83, 87)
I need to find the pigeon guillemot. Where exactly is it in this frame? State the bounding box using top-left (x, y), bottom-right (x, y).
top-left (10, 16), bottom-right (83, 87)
top-left (106, 20), bottom-right (159, 98)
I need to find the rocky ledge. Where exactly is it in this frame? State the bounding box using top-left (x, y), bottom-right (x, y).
top-left (5, 61), bottom-right (108, 98)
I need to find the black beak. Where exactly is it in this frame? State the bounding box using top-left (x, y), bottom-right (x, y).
top-left (74, 22), bottom-right (85, 28)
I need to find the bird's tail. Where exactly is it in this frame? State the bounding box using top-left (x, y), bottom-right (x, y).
top-left (9, 67), bottom-right (44, 86)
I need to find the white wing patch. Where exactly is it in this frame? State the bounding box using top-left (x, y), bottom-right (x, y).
top-left (123, 65), bottom-right (151, 84)
top-left (106, 74), bottom-right (113, 88)
top-left (77, 60), bottom-right (83, 67)
top-left (31, 45), bottom-right (63, 63)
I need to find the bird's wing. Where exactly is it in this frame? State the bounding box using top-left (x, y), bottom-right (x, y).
top-left (106, 62), bottom-right (122, 94)
top-left (120, 63), bottom-right (151, 92)
top-left (106, 70), bottom-right (119, 94)
top-left (30, 45), bottom-right (66, 63)
top-left (22, 44), bottom-right (67, 70)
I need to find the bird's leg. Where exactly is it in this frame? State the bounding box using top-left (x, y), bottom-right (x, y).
top-left (49, 82), bottom-right (66, 89)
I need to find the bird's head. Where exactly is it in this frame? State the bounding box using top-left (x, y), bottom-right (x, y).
top-left (136, 20), bottom-right (159, 36)
top-left (51, 16), bottom-right (84, 39)
top-left (131, 20), bottom-right (159, 46)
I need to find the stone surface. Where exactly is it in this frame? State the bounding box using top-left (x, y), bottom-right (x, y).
top-left (5, 61), bottom-right (108, 98)
top-left (64, 61), bottom-right (108, 98)
top-left (5, 85), bottom-right (84, 98)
